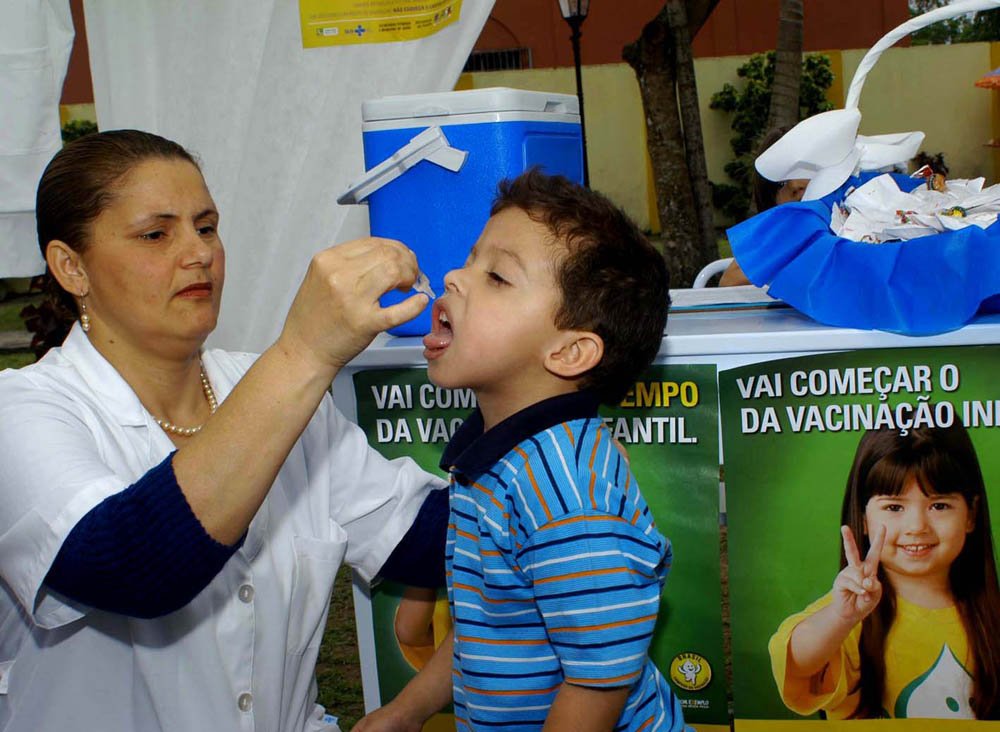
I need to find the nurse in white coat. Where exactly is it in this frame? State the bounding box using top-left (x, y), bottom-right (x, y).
top-left (0, 129), bottom-right (446, 731)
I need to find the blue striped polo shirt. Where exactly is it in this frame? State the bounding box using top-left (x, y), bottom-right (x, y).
top-left (439, 391), bottom-right (686, 731)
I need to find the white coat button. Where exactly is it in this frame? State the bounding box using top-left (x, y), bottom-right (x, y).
top-left (238, 584), bottom-right (254, 603)
top-left (237, 693), bottom-right (253, 712)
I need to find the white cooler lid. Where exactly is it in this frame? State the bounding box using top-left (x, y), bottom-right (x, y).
top-left (362, 87), bottom-right (579, 122)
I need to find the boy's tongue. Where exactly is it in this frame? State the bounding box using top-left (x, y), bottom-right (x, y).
top-left (422, 330), bottom-right (451, 350)
top-left (422, 320), bottom-right (453, 350)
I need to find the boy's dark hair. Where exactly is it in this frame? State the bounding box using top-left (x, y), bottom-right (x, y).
top-left (491, 169), bottom-right (669, 405)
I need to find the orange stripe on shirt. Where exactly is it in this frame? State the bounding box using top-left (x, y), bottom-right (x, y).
top-left (464, 683), bottom-right (561, 696)
top-left (456, 528), bottom-right (479, 542)
top-left (533, 566), bottom-right (654, 585)
top-left (473, 481), bottom-right (507, 514)
top-left (458, 635), bottom-right (547, 646)
top-left (550, 613), bottom-right (658, 633)
top-left (635, 715), bottom-right (655, 731)
top-left (537, 514), bottom-right (629, 531)
top-left (561, 421), bottom-right (575, 447)
top-left (452, 582), bottom-right (532, 604)
top-left (588, 428), bottom-right (602, 470)
top-left (514, 446), bottom-right (553, 522)
top-left (588, 471), bottom-right (597, 511)
top-left (631, 508), bottom-right (641, 526)
top-left (564, 669), bottom-right (641, 685)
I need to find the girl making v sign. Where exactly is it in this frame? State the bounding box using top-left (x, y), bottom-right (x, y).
top-left (769, 424), bottom-right (1000, 720)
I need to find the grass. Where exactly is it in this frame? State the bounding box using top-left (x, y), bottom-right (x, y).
top-left (316, 566), bottom-right (366, 728)
top-left (0, 351), bottom-right (34, 370)
top-left (0, 295), bottom-right (38, 372)
top-left (0, 294), bottom-right (38, 332)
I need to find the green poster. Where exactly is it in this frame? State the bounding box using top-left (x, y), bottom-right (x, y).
top-left (352, 368), bottom-right (471, 731)
top-left (720, 345), bottom-right (1000, 728)
top-left (352, 363), bottom-right (728, 730)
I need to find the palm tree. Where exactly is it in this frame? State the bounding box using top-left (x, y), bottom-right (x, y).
top-left (765, 0), bottom-right (804, 136)
top-left (624, 0), bottom-right (720, 287)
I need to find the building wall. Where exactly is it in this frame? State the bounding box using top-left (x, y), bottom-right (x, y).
top-left (62, 0), bottom-right (93, 105)
top-left (473, 0), bottom-right (909, 67)
top-left (459, 41), bottom-right (1000, 233)
top-left (692, 0), bottom-right (909, 58)
top-left (58, 0), bottom-right (996, 235)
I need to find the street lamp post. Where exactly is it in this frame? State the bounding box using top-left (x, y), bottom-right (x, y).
top-left (558, 0), bottom-right (590, 187)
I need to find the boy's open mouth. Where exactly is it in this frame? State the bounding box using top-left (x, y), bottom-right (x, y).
top-left (422, 301), bottom-right (453, 358)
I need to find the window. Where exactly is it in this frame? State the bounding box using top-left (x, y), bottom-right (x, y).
top-left (462, 48), bottom-right (533, 72)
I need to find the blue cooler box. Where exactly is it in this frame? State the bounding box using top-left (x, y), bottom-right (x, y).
top-left (339, 87), bottom-right (583, 336)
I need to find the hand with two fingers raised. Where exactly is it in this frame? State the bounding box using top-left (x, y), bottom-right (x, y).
top-left (830, 523), bottom-right (886, 626)
top-left (786, 523), bottom-right (887, 679)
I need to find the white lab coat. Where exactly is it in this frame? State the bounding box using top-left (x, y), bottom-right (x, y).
top-left (0, 323), bottom-right (444, 731)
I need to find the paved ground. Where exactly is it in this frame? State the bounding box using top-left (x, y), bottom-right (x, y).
top-left (0, 330), bottom-right (31, 351)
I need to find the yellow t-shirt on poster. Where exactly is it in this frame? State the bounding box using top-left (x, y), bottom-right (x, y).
top-left (769, 592), bottom-right (973, 719)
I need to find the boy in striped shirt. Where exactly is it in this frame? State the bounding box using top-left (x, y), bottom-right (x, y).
top-left (358, 170), bottom-right (685, 732)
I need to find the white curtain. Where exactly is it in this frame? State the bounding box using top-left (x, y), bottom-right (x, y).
top-left (0, 0), bottom-right (73, 277)
top-left (83, 0), bottom-right (494, 352)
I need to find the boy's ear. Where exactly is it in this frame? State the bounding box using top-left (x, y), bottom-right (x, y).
top-left (544, 330), bottom-right (603, 379)
top-left (46, 240), bottom-right (89, 297)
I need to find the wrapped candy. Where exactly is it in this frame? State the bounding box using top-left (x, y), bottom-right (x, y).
top-left (830, 173), bottom-right (1000, 243)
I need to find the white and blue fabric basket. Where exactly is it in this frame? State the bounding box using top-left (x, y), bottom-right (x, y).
top-left (727, 0), bottom-right (1000, 335)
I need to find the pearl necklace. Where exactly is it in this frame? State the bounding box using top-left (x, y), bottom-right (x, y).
top-left (155, 366), bottom-right (218, 437)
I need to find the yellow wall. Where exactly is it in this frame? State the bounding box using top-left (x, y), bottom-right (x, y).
top-left (842, 42), bottom-right (993, 181)
top-left (460, 41), bottom-right (997, 233)
top-left (59, 103), bottom-right (97, 126)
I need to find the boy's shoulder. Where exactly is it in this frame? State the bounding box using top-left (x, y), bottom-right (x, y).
top-left (489, 415), bottom-right (641, 521)
top-left (494, 413), bottom-right (606, 476)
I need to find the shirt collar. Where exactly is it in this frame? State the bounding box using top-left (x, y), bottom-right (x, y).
top-left (440, 390), bottom-right (600, 479)
top-left (57, 323), bottom-right (213, 429)
top-left (56, 323), bottom-right (150, 426)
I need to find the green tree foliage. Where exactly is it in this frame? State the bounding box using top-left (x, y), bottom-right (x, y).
top-left (61, 119), bottom-right (98, 143)
top-left (709, 51), bottom-right (833, 223)
top-left (909, 0), bottom-right (1000, 45)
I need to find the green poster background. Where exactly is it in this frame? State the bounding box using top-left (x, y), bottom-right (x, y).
top-left (353, 363), bottom-right (728, 727)
top-left (720, 345), bottom-right (1000, 723)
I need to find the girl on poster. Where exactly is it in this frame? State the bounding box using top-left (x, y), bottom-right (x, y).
top-left (768, 424), bottom-right (1000, 720)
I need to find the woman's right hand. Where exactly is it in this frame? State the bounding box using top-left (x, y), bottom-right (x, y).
top-left (278, 237), bottom-right (429, 372)
top-left (351, 703), bottom-right (423, 732)
top-left (831, 524), bottom-right (886, 625)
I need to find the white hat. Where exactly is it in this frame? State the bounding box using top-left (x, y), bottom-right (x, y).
top-left (753, 0), bottom-right (996, 201)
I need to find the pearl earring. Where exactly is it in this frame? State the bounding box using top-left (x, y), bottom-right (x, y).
top-left (80, 298), bottom-right (91, 333)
